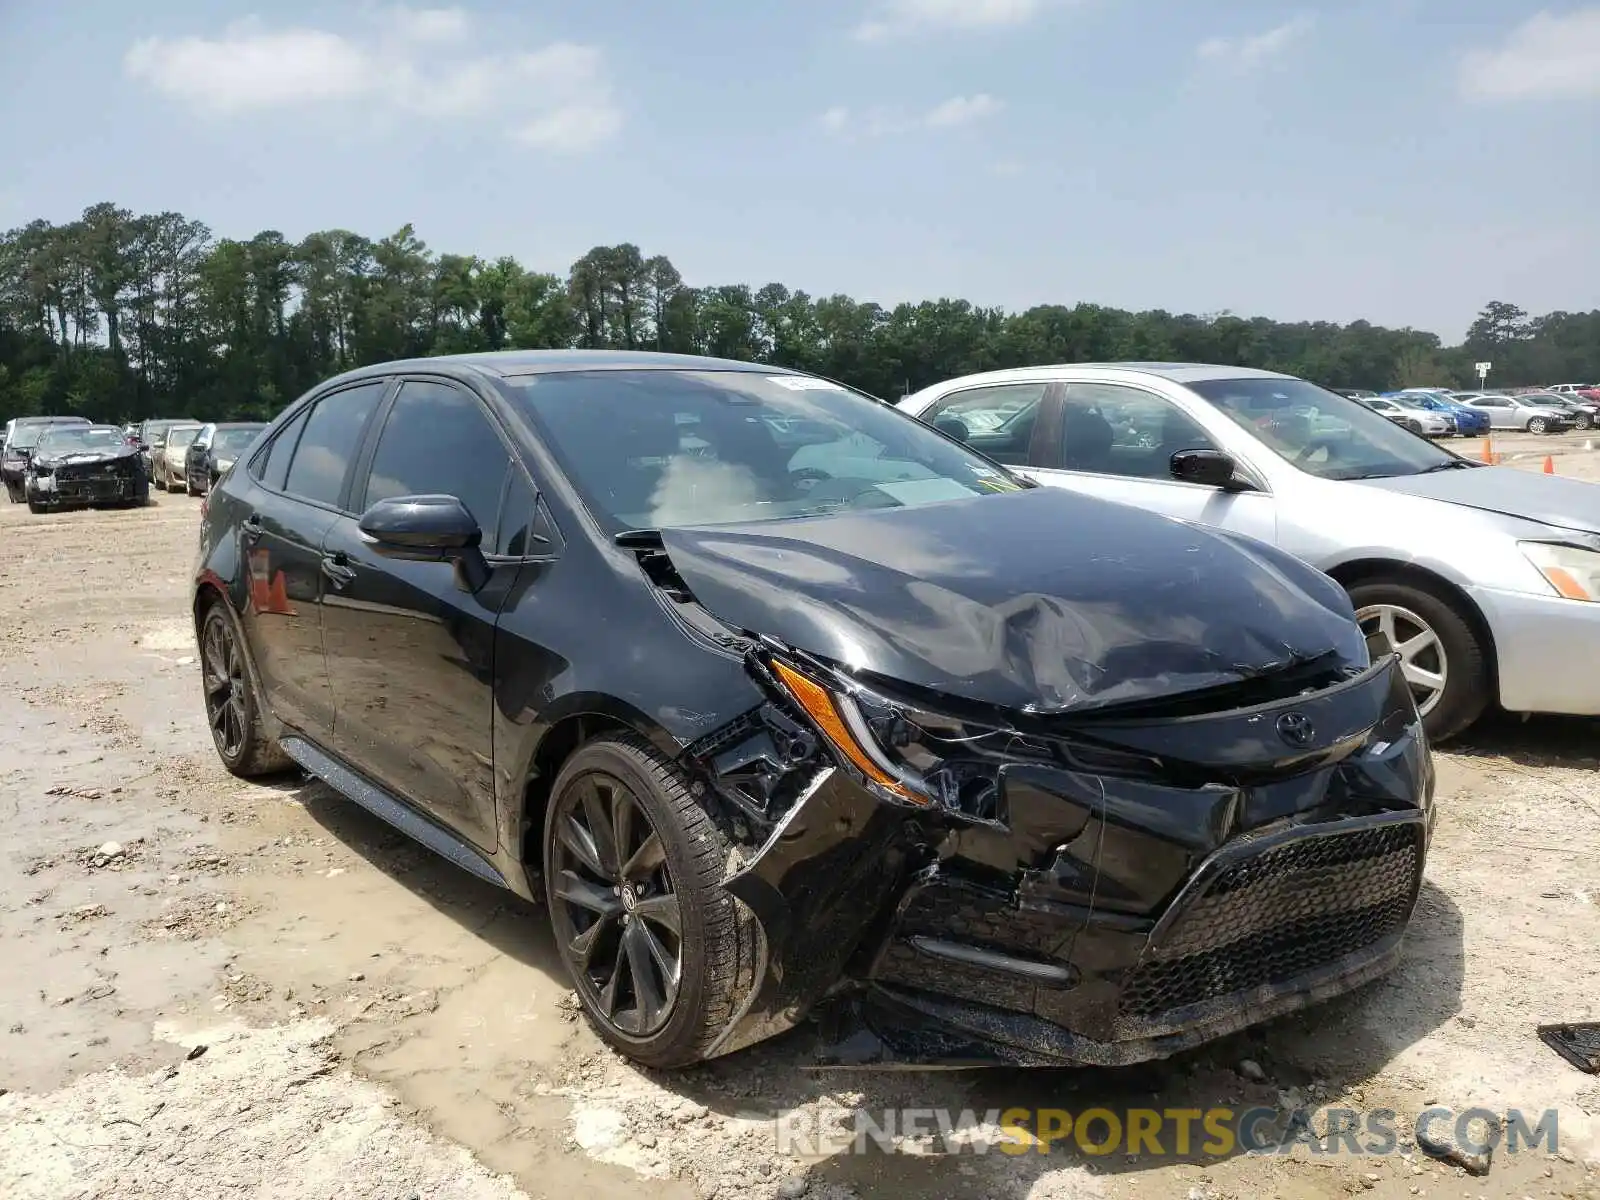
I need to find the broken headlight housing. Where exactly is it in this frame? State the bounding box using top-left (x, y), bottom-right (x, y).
top-left (767, 658), bottom-right (1059, 815)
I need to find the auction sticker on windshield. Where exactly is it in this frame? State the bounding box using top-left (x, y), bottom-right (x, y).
top-left (767, 376), bottom-right (845, 390)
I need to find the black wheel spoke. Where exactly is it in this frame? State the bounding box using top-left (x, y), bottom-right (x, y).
top-left (557, 814), bottom-right (608, 880)
top-left (598, 937), bottom-right (627, 1022)
top-left (578, 781), bottom-right (620, 878)
top-left (611, 791), bottom-right (636, 877)
top-left (621, 832), bottom-right (665, 882)
top-left (632, 893), bottom-right (681, 939)
top-left (636, 917), bottom-right (681, 997)
top-left (568, 911), bottom-right (615, 971)
top-left (554, 869), bottom-right (621, 917)
top-left (623, 922), bottom-right (667, 1032)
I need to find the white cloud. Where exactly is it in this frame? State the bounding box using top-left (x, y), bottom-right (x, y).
top-left (387, 7), bottom-right (470, 43)
top-left (853, 0), bottom-right (1045, 41)
top-left (821, 93), bottom-right (1004, 137)
top-left (123, 12), bottom-right (621, 151)
top-left (1460, 8), bottom-right (1600, 101)
top-left (1196, 14), bottom-right (1314, 70)
top-left (124, 22), bottom-right (377, 111)
top-left (925, 93), bottom-right (1003, 127)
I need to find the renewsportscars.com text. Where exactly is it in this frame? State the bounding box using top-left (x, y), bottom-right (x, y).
top-left (771, 1104), bottom-right (1560, 1159)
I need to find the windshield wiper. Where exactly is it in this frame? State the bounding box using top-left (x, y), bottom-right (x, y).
top-left (1417, 459), bottom-right (1478, 473)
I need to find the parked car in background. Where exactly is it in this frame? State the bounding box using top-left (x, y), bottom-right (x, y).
top-left (185, 422), bottom-right (267, 495)
top-left (1546, 384), bottom-right (1593, 396)
top-left (1520, 392), bottom-right (1600, 430)
top-left (152, 423), bottom-right (203, 490)
top-left (1364, 397), bottom-right (1453, 437)
top-left (23, 424), bottom-right (149, 513)
top-left (192, 350), bottom-right (1434, 1071)
top-left (1334, 388), bottom-right (1377, 399)
top-left (3, 416), bottom-right (91, 502)
top-left (901, 363), bottom-right (1600, 742)
top-left (1464, 393), bottom-right (1571, 434)
top-left (137, 418), bottom-right (191, 477)
top-left (1391, 390), bottom-right (1492, 437)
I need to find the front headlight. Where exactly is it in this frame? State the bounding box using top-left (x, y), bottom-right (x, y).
top-left (1520, 541), bottom-right (1600, 602)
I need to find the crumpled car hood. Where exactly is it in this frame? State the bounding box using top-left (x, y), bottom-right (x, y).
top-left (658, 487), bottom-right (1367, 713)
top-left (1357, 465), bottom-right (1600, 536)
top-left (35, 449), bottom-right (136, 468)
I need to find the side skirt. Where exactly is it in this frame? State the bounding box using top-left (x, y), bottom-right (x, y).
top-left (279, 735), bottom-right (508, 890)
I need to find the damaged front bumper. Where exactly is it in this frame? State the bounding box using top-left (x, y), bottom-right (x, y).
top-left (699, 650), bottom-right (1433, 1067)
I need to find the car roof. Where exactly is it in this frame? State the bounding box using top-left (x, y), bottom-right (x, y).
top-left (911, 362), bottom-right (1301, 392)
top-left (14, 415), bottom-right (90, 426)
top-left (332, 349), bottom-right (796, 384)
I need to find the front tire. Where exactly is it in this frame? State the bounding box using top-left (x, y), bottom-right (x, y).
top-left (27, 500), bottom-right (48, 515)
top-left (185, 473), bottom-right (201, 497)
top-left (1528, 417), bottom-right (1549, 434)
top-left (543, 735), bottom-right (756, 1069)
top-left (199, 601), bottom-right (292, 777)
top-left (1351, 580), bottom-right (1489, 743)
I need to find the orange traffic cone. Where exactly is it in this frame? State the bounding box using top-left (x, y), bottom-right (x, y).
top-left (1544, 455), bottom-right (1555, 475)
top-left (1480, 437), bottom-right (1494, 464)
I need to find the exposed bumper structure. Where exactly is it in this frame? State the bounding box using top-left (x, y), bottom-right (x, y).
top-left (703, 652), bottom-right (1434, 1067)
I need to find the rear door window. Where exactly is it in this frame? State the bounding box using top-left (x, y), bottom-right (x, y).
top-left (283, 382), bottom-right (387, 508)
top-left (921, 383), bottom-right (1047, 465)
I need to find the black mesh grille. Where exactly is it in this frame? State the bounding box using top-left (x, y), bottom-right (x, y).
top-left (1119, 821), bottom-right (1421, 1019)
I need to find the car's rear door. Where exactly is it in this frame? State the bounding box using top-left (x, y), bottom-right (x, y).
top-left (235, 380), bottom-right (390, 740)
top-left (318, 376), bottom-right (527, 852)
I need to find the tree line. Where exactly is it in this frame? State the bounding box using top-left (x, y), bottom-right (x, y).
top-left (2, 202), bottom-right (1596, 426)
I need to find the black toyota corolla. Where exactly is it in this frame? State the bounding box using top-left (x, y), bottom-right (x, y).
top-left (192, 351), bottom-right (1434, 1069)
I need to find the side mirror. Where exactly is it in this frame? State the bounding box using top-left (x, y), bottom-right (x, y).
top-left (1170, 448), bottom-right (1243, 489)
top-left (359, 494), bottom-right (489, 590)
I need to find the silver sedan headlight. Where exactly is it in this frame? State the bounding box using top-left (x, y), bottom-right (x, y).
top-left (1520, 542), bottom-right (1600, 602)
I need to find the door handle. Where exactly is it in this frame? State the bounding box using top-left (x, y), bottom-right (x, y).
top-left (241, 515), bottom-right (263, 543)
top-left (321, 552), bottom-right (356, 588)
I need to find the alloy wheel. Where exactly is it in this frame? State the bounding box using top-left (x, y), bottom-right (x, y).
top-left (549, 772), bottom-right (683, 1038)
top-left (1529, 418), bottom-right (1548, 434)
top-left (201, 612), bottom-right (248, 760)
top-left (1357, 603), bottom-right (1448, 716)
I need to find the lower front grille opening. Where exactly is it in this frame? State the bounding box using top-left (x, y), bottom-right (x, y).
top-left (1118, 892), bottom-right (1413, 1019)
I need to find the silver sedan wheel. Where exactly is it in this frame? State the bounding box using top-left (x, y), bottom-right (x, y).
top-left (1356, 603), bottom-right (1447, 716)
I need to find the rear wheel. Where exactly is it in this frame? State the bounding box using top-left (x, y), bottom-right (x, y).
top-left (1350, 580), bottom-right (1489, 743)
top-left (199, 602), bottom-right (291, 777)
top-left (185, 473), bottom-right (201, 496)
top-left (543, 734), bottom-right (756, 1069)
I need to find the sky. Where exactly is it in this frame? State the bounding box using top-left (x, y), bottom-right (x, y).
top-left (1, 0), bottom-right (1597, 341)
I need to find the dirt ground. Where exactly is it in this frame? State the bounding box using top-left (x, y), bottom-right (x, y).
top-left (3, 437), bottom-right (1599, 1200)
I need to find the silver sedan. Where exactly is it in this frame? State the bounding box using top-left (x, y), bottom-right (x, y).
top-left (1464, 393), bottom-right (1571, 434)
top-left (900, 364), bottom-right (1600, 741)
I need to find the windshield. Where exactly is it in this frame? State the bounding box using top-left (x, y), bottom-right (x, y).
top-left (36, 427), bottom-right (127, 455)
top-left (166, 425), bottom-right (203, 449)
top-left (212, 427), bottom-right (265, 454)
top-left (506, 369), bottom-right (1028, 533)
top-left (9, 421), bottom-right (87, 451)
top-left (1187, 377), bottom-right (1458, 480)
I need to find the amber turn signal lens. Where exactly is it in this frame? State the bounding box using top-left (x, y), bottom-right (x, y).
top-left (770, 661), bottom-right (924, 804)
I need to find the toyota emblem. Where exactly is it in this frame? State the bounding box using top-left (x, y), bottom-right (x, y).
top-left (1275, 712), bottom-right (1316, 748)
